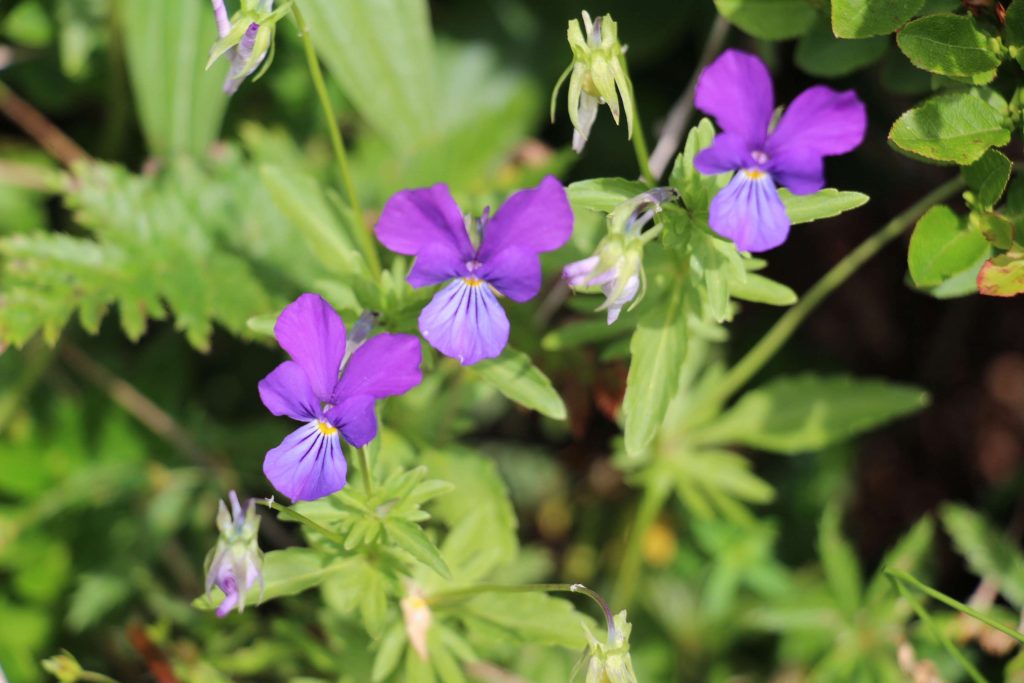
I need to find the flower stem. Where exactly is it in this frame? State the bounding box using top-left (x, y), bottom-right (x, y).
top-left (704, 175), bottom-right (965, 408)
top-left (258, 497), bottom-right (346, 545)
top-left (357, 445), bottom-right (373, 495)
top-left (290, 2), bottom-right (381, 277)
top-left (611, 476), bottom-right (672, 608)
top-left (887, 570), bottom-right (991, 683)
top-left (888, 568), bottom-right (1024, 646)
top-left (630, 98), bottom-right (655, 186)
top-left (427, 582), bottom-right (616, 643)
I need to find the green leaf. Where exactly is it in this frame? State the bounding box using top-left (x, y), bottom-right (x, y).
top-left (779, 188), bottom-right (870, 225)
top-left (302, 0), bottom-right (437, 150)
top-left (1004, 0), bottom-right (1024, 62)
top-left (795, 19), bottom-right (888, 79)
top-left (712, 0), bottom-right (817, 40)
top-left (728, 273), bottom-right (798, 307)
top-left (693, 374), bottom-right (930, 455)
top-left (832, 0), bottom-right (925, 38)
top-left (567, 178), bottom-right (648, 214)
top-left (471, 347), bottom-right (567, 420)
top-left (259, 164), bottom-right (367, 278)
top-left (622, 284), bottom-right (688, 457)
top-left (941, 503), bottom-right (1024, 608)
top-left (889, 92), bottom-right (1011, 165)
top-left (896, 14), bottom-right (1001, 81)
top-left (461, 593), bottom-right (591, 649)
top-left (384, 518), bottom-right (452, 579)
top-left (978, 254), bottom-right (1024, 297)
top-left (118, 0), bottom-right (228, 156)
top-left (818, 504), bottom-right (863, 618)
top-left (865, 516), bottom-right (934, 608)
top-left (973, 211), bottom-right (1014, 250)
top-left (964, 149), bottom-right (1012, 210)
top-left (664, 449), bottom-right (776, 521)
top-left (193, 548), bottom-right (347, 610)
top-left (540, 318), bottom-right (631, 352)
top-left (672, 118), bottom-right (730, 213)
top-left (908, 205), bottom-right (989, 287)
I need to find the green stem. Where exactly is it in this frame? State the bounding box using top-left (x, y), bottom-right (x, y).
top-left (888, 568), bottom-right (1024, 646)
top-left (258, 497), bottom-right (347, 545)
top-left (357, 446), bottom-right (374, 495)
top-left (428, 582), bottom-right (616, 643)
top-left (629, 99), bottom-right (655, 186)
top-left (887, 571), bottom-right (990, 683)
top-left (290, 2), bottom-right (381, 276)
top-left (704, 175), bottom-right (965, 408)
top-left (611, 476), bottom-right (672, 608)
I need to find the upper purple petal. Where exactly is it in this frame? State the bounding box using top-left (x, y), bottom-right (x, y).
top-left (327, 395), bottom-right (378, 448)
top-left (766, 85), bottom-right (867, 159)
top-left (695, 49), bottom-right (775, 150)
top-left (274, 294), bottom-right (346, 403)
top-left (694, 132), bottom-right (756, 175)
top-left (418, 279), bottom-right (509, 365)
top-left (768, 148), bottom-right (825, 196)
top-left (708, 172), bottom-right (790, 253)
top-left (477, 176), bottom-right (573, 262)
top-left (263, 422), bottom-right (348, 501)
top-left (477, 247), bottom-right (542, 303)
top-left (375, 184), bottom-right (476, 287)
top-left (333, 333), bottom-right (423, 401)
top-left (258, 360), bottom-right (320, 422)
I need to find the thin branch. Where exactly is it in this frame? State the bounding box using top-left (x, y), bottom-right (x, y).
top-left (648, 14), bottom-right (730, 180)
top-left (0, 80), bottom-right (89, 167)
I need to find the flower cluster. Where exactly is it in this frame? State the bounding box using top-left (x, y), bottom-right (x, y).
top-left (376, 176), bottom-right (574, 365)
top-left (694, 49), bottom-right (866, 252)
top-left (258, 294), bottom-right (422, 501)
top-left (207, 0), bottom-right (288, 94)
top-left (204, 491), bottom-right (264, 618)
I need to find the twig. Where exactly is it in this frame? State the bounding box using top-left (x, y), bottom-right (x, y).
top-left (648, 14), bottom-right (730, 180)
top-left (58, 343), bottom-right (227, 476)
top-left (0, 80), bottom-right (89, 167)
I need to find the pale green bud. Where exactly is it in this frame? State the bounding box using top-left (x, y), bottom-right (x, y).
top-left (572, 611), bottom-right (638, 683)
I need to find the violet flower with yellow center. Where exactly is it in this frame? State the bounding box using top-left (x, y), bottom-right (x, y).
top-left (375, 176), bottom-right (573, 365)
top-left (694, 49), bottom-right (867, 252)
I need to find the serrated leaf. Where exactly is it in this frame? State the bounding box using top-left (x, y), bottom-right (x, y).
top-left (193, 548), bottom-right (346, 611)
top-left (908, 205), bottom-right (989, 287)
top-left (889, 92), bottom-right (1011, 165)
top-left (832, 0), bottom-right (924, 38)
top-left (897, 14), bottom-right (1001, 80)
top-left (964, 149), bottom-right (1012, 209)
top-left (471, 347), bottom-right (567, 420)
top-left (713, 0), bottom-right (817, 40)
top-left (384, 519), bottom-right (452, 579)
top-left (779, 188), bottom-right (870, 225)
top-left (567, 178), bottom-right (648, 214)
top-left (693, 374), bottom-right (929, 455)
top-left (941, 503), bottom-right (1024, 608)
top-left (622, 283), bottom-right (688, 457)
top-left (978, 254), bottom-right (1024, 297)
top-left (795, 18), bottom-right (888, 79)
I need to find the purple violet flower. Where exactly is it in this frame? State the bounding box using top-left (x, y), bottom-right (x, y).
top-left (258, 294), bottom-right (423, 501)
top-left (204, 491), bottom-right (263, 618)
top-left (693, 49), bottom-right (867, 252)
top-left (375, 176), bottom-right (574, 365)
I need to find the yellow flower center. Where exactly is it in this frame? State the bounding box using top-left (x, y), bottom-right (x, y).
top-left (317, 421), bottom-right (338, 436)
top-left (463, 276), bottom-right (484, 287)
top-left (743, 168), bottom-right (767, 180)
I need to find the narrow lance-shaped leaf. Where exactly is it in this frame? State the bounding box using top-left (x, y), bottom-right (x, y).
top-left (692, 374), bottom-right (930, 455)
top-left (778, 188), bottom-right (869, 225)
top-left (471, 347), bottom-right (567, 420)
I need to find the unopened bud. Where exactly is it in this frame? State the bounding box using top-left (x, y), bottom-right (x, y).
top-left (204, 491), bottom-right (264, 617)
top-left (401, 586), bottom-right (432, 661)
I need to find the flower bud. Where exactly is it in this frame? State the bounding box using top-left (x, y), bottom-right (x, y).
top-left (553, 11), bottom-right (635, 153)
top-left (207, 0), bottom-right (286, 95)
top-left (204, 491), bottom-right (264, 617)
top-left (563, 188), bottom-right (676, 324)
top-left (572, 611), bottom-right (637, 683)
top-left (41, 651), bottom-right (83, 683)
top-left (401, 586), bottom-right (433, 661)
